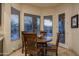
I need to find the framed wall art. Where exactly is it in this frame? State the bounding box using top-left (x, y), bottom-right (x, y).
top-left (71, 15), bottom-right (78, 28)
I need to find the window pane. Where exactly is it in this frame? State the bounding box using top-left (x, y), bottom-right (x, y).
top-left (44, 16), bottom-right (53, 41)
top-left (36, 16), bottom-right (40, 35)
top-left (11, 7), bottom-right (20, 41)
top-left (58, 13), bottom-right (65, 43)
top-left (11, 14), bottom-right (20, 40)
top-left (24, 16), bottom-right (33, 32)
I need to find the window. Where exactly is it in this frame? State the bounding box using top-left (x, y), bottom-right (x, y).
top-left (44, 16), bottom-right (53, 41)
top-left (11, 7), bottom-right (20, 41)
top-left (58, 13), bottom-right (65, 43)
top-left (24, 14), bottom-right (40, 35)
top-left (24, 16), bottom-right (33, 32)
top-left (36, 16), bottom-right (40, 35)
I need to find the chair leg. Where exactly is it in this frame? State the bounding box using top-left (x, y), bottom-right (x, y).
top-left (25, 43), bottom-right (27, 56)
top-left (56, 50), bottom-right (58, 56)
top-left (25, 48), bottom-right (27, 56)
top-left (22, 44), bottom-right (24, 53)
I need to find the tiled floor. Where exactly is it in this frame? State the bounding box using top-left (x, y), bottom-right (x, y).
top-left (10, 47), bottom-right (77, 56)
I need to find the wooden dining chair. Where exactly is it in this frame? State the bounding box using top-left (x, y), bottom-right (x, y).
top-left (23, 33), bottom-right (40, 56)
top-left (21, 31), bottom-right (27, 53)
top-left (46, 32), bottom-right (60, 56)
top-left (36, 31), bottom-right (47, 55)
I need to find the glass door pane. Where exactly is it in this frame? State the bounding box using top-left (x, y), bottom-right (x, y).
top-left (44, 16), bottom-right (53, 41)
top-left (24, 16), bottom-right (33, 32)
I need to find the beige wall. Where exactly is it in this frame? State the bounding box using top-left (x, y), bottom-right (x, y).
top-left (41, 4), bottom-right (79, 55)
top-left (2, 3), bottom-right (22, 55)
top-left (70, 4), bottom-right (79, 55)
top-left (2, 3), bottom-right (41, 55)
top-left (1, 3), bottom-right (79, 55)
top-left (41, 4), bottom-right (72, 49)
top-left (44, 4), bottom-right (79, 55)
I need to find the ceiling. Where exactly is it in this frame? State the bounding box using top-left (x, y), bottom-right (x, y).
top-left (27, 3), bottom-right (60, 7)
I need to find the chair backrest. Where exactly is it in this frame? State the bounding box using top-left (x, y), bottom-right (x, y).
top-left (21, 31), bottom-right (27, 41)
top-left (23, 33), bottom-right (37, 50)
top-left (22, 31), bottom-right (27, 35)
top-left (40, 31), bottom-right (47, 38)
top-left (56, 32), bottom-right (60, 49)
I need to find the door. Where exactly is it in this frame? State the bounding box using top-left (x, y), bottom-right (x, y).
top-left (58, 13), bottom-right (65, 47)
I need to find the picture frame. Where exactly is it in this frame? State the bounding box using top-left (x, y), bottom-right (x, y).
top-left (71, 15), bottom-right (78, 28)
